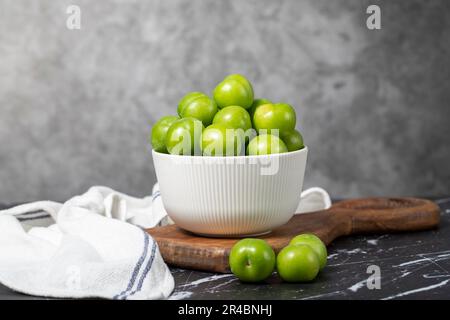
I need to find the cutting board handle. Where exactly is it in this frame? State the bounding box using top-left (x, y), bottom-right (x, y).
top-left (329, 197), bottom-right (440, 235)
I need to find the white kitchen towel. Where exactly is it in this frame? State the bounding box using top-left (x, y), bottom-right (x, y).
top-left (0, 186), bottom-right (174, 300)
top-left (0, 184), bottom-right (331, 300)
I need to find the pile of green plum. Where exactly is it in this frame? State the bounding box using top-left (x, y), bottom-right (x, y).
top-left (229, 234), bottom-right (327, 283)
top-left (151, 74), bottom-right (305, 156)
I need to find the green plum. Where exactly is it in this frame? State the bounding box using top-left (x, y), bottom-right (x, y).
top-left (253, 103), bottom-right (296, 134)
top-left (165, 117), bottom-right (204, 155)
top-left (213, 74), bottom-right (254, 109)
top-left (289, 234), bottom-right (327, 270)
top-left (276, 244), bottom-right (320, 282)
top-left (249, 98), bottom-right (272, 121)
top-left (151, 115), bottom-right (179, 153)
top-left (177, 92), bottom-right (218, 127)
top-left (247, 134), bottom-right (288, 156)
top-left (201, 123), bottom-right (244, 156)
top-left (213, 105), bottom-right (252, 131)
top-left (280, 129), bottom-right (304, 152)
top-left (229, 238), bottom-right (276, 282)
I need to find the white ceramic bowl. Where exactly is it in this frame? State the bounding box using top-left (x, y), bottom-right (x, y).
top-left (152, 147), bottom-right (308, 237)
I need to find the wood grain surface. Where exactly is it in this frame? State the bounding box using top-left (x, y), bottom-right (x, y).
top-left (147, 197), bottom-right (440, 273)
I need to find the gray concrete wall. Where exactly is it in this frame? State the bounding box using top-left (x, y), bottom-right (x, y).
top-left (0, 0), bottom-right (449, 202)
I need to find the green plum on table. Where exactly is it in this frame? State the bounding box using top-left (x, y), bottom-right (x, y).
top-left (213, 74), bottom-right (254, 109)
top-left (276, 244), bottom-right (320, 282)
top-left (290, 234), bottom-right (327, 270)
top-left (151, 115), bottom-right (179, 153)
top-left (177, 92), bottom-right (218, 127)
top-left (253, 103), bottom-right (296, 135)
top-left (165, 117), bottom-right (204, 155)
top-left (280, 129), bottom-right (304, 152)
top-left (229, 238), bottom-right (276, 282)
top-left (201, 123), bottom-right (244, 156)
top-left (213, 105), bottom-right (252, 131)
top-left (247, 134), bottom-right (288, 156)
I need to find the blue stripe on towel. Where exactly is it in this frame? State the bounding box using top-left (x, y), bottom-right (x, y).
top-left (152, 191), bottom-right (161, 203)
top-left (113, 230), bottom-right (150, 299)
top-left (125, 240), bottom-right (158, 298)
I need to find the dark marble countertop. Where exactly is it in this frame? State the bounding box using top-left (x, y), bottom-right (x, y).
top-left (1, 198), bottom-right (449, 300)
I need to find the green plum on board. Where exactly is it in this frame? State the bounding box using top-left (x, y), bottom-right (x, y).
top-left (213, 74), bottom-right (254, 109)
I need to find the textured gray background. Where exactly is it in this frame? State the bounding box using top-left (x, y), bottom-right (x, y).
top-left (0, 0), bottom-right (449, 202)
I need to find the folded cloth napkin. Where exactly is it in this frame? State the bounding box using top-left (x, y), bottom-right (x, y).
top-left (0, 184), bottom-right (330, 300)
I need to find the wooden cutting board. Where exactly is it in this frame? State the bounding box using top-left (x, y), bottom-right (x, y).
top-left (147, 197), bottom-right (440, 273)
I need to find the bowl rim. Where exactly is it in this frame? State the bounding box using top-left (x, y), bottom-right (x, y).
top-left (152, 145), bottom-right (308, 160)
